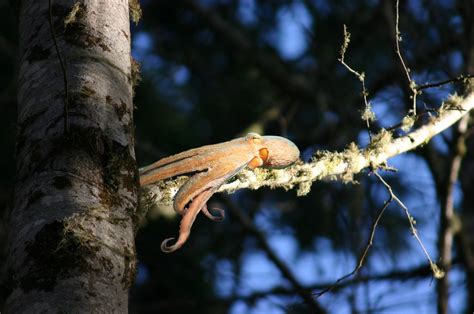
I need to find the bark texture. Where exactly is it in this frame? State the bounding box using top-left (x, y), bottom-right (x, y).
top-left (4, 0), bottom-right (137, 312)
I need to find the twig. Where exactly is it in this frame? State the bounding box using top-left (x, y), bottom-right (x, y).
top-left (339, 24), bottom-right (374, 141)
top-left (373, 171), bottom-right (445, 279)
top-left (392, 1), bottom-right (472, 118)
top-left (417, 74), bottom-right (474, 91)
top-left (48, 0), bottom-right (69, 134)
top-left (313, 182), bottom-right (390, 297)
top-left (395, 0), bottom-right (418, 115)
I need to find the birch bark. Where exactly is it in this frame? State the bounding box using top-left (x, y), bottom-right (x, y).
top-left (4, 0), bottom-right (138, 312)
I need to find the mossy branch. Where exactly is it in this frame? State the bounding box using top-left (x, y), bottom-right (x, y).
top-left (140, 91), bottom-right (474, 212)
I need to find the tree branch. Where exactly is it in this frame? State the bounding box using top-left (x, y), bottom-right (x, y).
top-left (141, 90), bottom-right (474, 210)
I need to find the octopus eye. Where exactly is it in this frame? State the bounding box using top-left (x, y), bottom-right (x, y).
top-left (246, 132), bottom-right (262, 143)
top-left (259, 148), bottom-right (269, 163)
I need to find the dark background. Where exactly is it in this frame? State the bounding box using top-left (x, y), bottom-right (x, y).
top-left (1, 0), bottom-right (473, 313)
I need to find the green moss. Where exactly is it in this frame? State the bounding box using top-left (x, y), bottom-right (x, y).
top-left (361, 102), bottom-right (376, 122)
top-left (48, 125), bottom-right (138, 230)
top-left (440, 93), bottom-right (463, 112)
top-left (21, 220), bottom-right (99, 292)
top-left (121, 252), bottom-right (137, 289)
top-left (64, 2), bottom-right (83, 28)
top-left (254, 168), bottom-right (273, 181)
top-left (63, 3), bottom-right (111, 53)
top-left (49, 125), bottom-right (138, 201)
top-left (131, 57), bottom-right (141, 92)
top-left (368, 129), bottom-right (393, 153)
top-left (401, 115), bottom-right (415, 132)
top-left (102, 141), bottom-right (136, 191)
top-left (129, 0), bottom-right (142, 25)
top-left (297, 181), bottom-right (312, 196)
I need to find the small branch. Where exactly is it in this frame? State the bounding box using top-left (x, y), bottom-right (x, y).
top-left (394, 0), bottom-right (418, 115)
top-left (339, 24), bottom-right (374, 140)
top-left (393, 1), bottom-right (474, 118)
top-left (313, 183), bottom-right (390, 297)
top-left (374, 172), bottom-right (445, 279)
top-left (394, 0), bottom-right (412, 86)
top-left (417, 74), bottom-right (474, 91)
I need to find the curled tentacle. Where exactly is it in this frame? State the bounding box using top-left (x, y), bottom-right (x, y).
top-left (201, 205), bottom-right (225, 221)
top-left (160, 237), bottom-right (180, 252)
top-left (161, 188), bottom-right (215, 252)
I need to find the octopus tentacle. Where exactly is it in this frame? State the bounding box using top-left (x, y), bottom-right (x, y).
top-left (201, 205), bottom-right (225, 221)
top-left (161, 187), bottom-right (216, 252)
top-left (139, 153), bottom-right (209, 186)
top-left (140, 142), bottom-right (228, 174)
top-left (173, 163), bottom-right (249, 215)
top-left (139, 138), bottom-right (248, 186)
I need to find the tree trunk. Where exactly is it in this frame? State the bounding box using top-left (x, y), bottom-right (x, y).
top-left (3, 0), bottom-right (138, 312)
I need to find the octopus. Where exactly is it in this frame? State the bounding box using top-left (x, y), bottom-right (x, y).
top-left (139, 133), bottom-right (300, 252)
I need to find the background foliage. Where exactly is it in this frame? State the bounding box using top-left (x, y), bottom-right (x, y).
top-left (1, 0), bottom-right (473, 313)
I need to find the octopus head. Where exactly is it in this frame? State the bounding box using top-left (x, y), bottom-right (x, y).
top-left (246, 133), bottom-right (300, 168)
